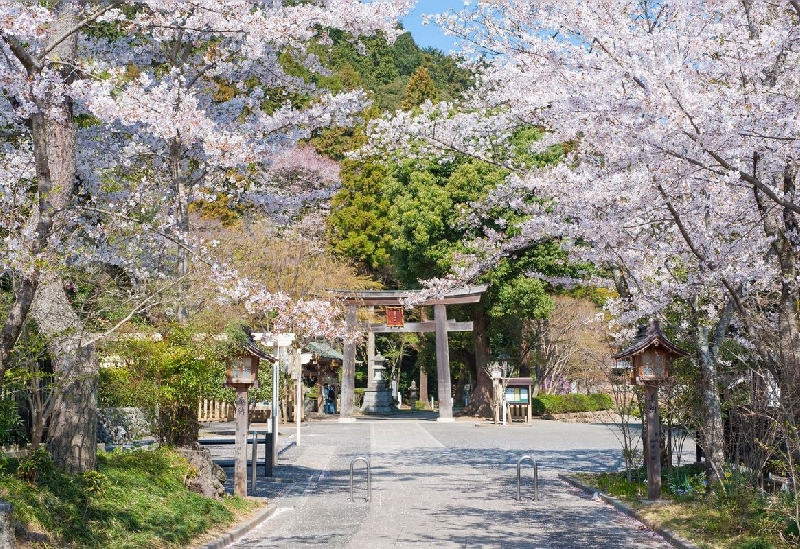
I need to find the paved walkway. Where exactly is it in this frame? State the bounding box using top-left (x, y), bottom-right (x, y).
top-left (205, 417), bottom-right (686, 548)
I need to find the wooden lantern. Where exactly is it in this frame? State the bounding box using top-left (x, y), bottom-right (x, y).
top-left (614, 321), bottom-right (688, 385)
top-left (225, 353), bottom-right (260, 387)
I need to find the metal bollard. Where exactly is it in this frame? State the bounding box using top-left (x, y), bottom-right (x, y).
top-left (349, 457), bottom-right (371, 502)
top-left (264, 432), bottom-right (274, 477)
top-left (517, 455), bottom-right (539, 501)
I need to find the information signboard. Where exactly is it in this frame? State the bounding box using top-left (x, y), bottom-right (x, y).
top-left (505, 386), bottom-right (529, 404)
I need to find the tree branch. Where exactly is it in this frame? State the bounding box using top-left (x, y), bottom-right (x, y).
top-left (39, 0), bottom-right (125, 62)
top-left (2, 34), bottom-right (38, 74)
top-left (80, 206), bottom-right (214, 266)
top-left (656, 181), bottom-right (715, 270)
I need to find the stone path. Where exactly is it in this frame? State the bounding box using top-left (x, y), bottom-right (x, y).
top-left (209, 418), bottom-right (686, 548)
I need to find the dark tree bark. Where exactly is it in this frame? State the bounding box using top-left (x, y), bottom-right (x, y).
top-left (32, 275), bottom-right (98, 473)
top-left (0, 0), bottom-right (97, 472)
top-left (463, 301), bottom-right (492, 417)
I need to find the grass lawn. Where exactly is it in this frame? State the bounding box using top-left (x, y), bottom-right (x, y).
top-left (0, 446), bottom-right (262, 548)
top-left (575, 466), bottom-right (798, 549)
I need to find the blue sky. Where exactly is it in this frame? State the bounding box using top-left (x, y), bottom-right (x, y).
top-left (401, 0), bottom-right (466, 53)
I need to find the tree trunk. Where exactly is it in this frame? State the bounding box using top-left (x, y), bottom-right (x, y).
top-left (169, 137), bottom-right (191, 323)
top-left (419, 308), bottom-right (429, 406)
top-left (31, 275), bottom-right (97, 473)
top-left (694, 295), bottom-right (735, 486)
top-left (463, 302), bottom-right (492, 417)
top-left (419, 366), bottom-right (428, 406)
top-left (0, 2), bottom-right (79, 393)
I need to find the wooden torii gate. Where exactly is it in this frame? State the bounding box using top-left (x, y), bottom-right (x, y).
top-left (334, 285), bottom-right (487, 422)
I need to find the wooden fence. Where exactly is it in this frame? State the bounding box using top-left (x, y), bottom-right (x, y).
top-left (197, 399), bottom-right (234, 422)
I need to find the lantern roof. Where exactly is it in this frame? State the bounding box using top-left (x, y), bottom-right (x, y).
top-left (238, 326), bottom-right (276, 362)
top-left (613, 320), bottom-right (689, 360)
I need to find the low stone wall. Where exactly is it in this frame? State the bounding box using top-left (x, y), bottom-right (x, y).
top-left (545, 410), bottom-right (621, 423)
top-left (97, 407), bottom-right (152, 444)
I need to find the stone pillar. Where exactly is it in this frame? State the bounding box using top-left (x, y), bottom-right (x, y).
top-left (0, 499), bottom-right (14, 549)
top-left (434, 304), bottom-right (454, 421)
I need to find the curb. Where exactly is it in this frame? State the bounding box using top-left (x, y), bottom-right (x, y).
top-left (198, 501), bottom-right (277, 549)
top-left (558, 474), bottom-right (701, 549)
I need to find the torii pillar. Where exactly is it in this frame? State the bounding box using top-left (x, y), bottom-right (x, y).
top-left (434, 304), bottom-right (454, 421)
top-left (340, 304), bottom-right (358, 419)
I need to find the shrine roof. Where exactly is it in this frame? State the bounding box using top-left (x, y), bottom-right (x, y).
top-left (330, 284), bottom-right (488, 306)
top-left (305, 341), bottom-right (344, 361)
top-left (613, 320), bottom-right (689, 360)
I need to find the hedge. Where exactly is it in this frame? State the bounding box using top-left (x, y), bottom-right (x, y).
top-left (531, 393), bottom-right (614, 415)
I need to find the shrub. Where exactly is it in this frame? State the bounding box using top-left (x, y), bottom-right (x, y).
top-left (589, 393), bottom-right (614, 410)
top-left (532, 393), bottom-right (614, 415)
top-left (15, 447), bottom-right (55, 485)
top-left (0, 398), bottom-right (24, 445)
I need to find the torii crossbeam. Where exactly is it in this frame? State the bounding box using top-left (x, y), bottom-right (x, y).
top-left (332, 285), bottom-right (488, 421)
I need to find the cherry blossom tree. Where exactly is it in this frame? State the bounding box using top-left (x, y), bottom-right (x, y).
top-left (0, 0), bottom-right (412, 472)
top-left (368, 0), bottom-right (800, 482)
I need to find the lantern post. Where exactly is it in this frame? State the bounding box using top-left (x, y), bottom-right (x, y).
top-left (224, 332), bottom-right (274, 497)
top-left (613, 320), bottom-right (689, 500)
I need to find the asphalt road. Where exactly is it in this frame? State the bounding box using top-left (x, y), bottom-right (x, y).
top-left (209, 416), bottom-right (689, 549)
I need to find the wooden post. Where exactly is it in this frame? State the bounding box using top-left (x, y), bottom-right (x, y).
top-left (434, 304), bottom-right (454, 420)
top-left (271, 347), bottom-right (279, 467)
top-left (341, 304), bottom-right (357, 417)
top-left (234, 387), bottom-right (248, 497)
top-left (493, 379), bottom-right (499, 424)
top-left (527, 383), bottom-right (532, 422)
top-left (295, 362), bottom-right (302, 445)
top-left (645, 384), bottom-right (662, 500)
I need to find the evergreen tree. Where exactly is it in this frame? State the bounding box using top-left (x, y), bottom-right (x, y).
top-left (401, 66), bottom-right (439, 110)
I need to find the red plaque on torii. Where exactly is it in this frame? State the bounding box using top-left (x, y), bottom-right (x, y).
top-left (386, 306), bottom-right (404, 327)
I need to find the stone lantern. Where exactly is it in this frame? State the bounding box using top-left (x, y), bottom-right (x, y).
top-left (362, 352), bottom-right (394, 413)
top-left (614, 320), bottom-right (689, 500)
top-left (373, 352), bottom-right (387, 387)
top-left (490, 354), bottom-right (510, 425)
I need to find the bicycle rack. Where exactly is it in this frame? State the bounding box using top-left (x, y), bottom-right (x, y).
top-left (517, 455), bottom-right (539, 501)
top-left (349, 456), bottom-right (372, 502)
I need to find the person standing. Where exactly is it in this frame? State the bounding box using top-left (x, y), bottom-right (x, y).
top-left (323, 383), bottom-right (331, 414)
top-left (328, 385), bottom-right (337, 414)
